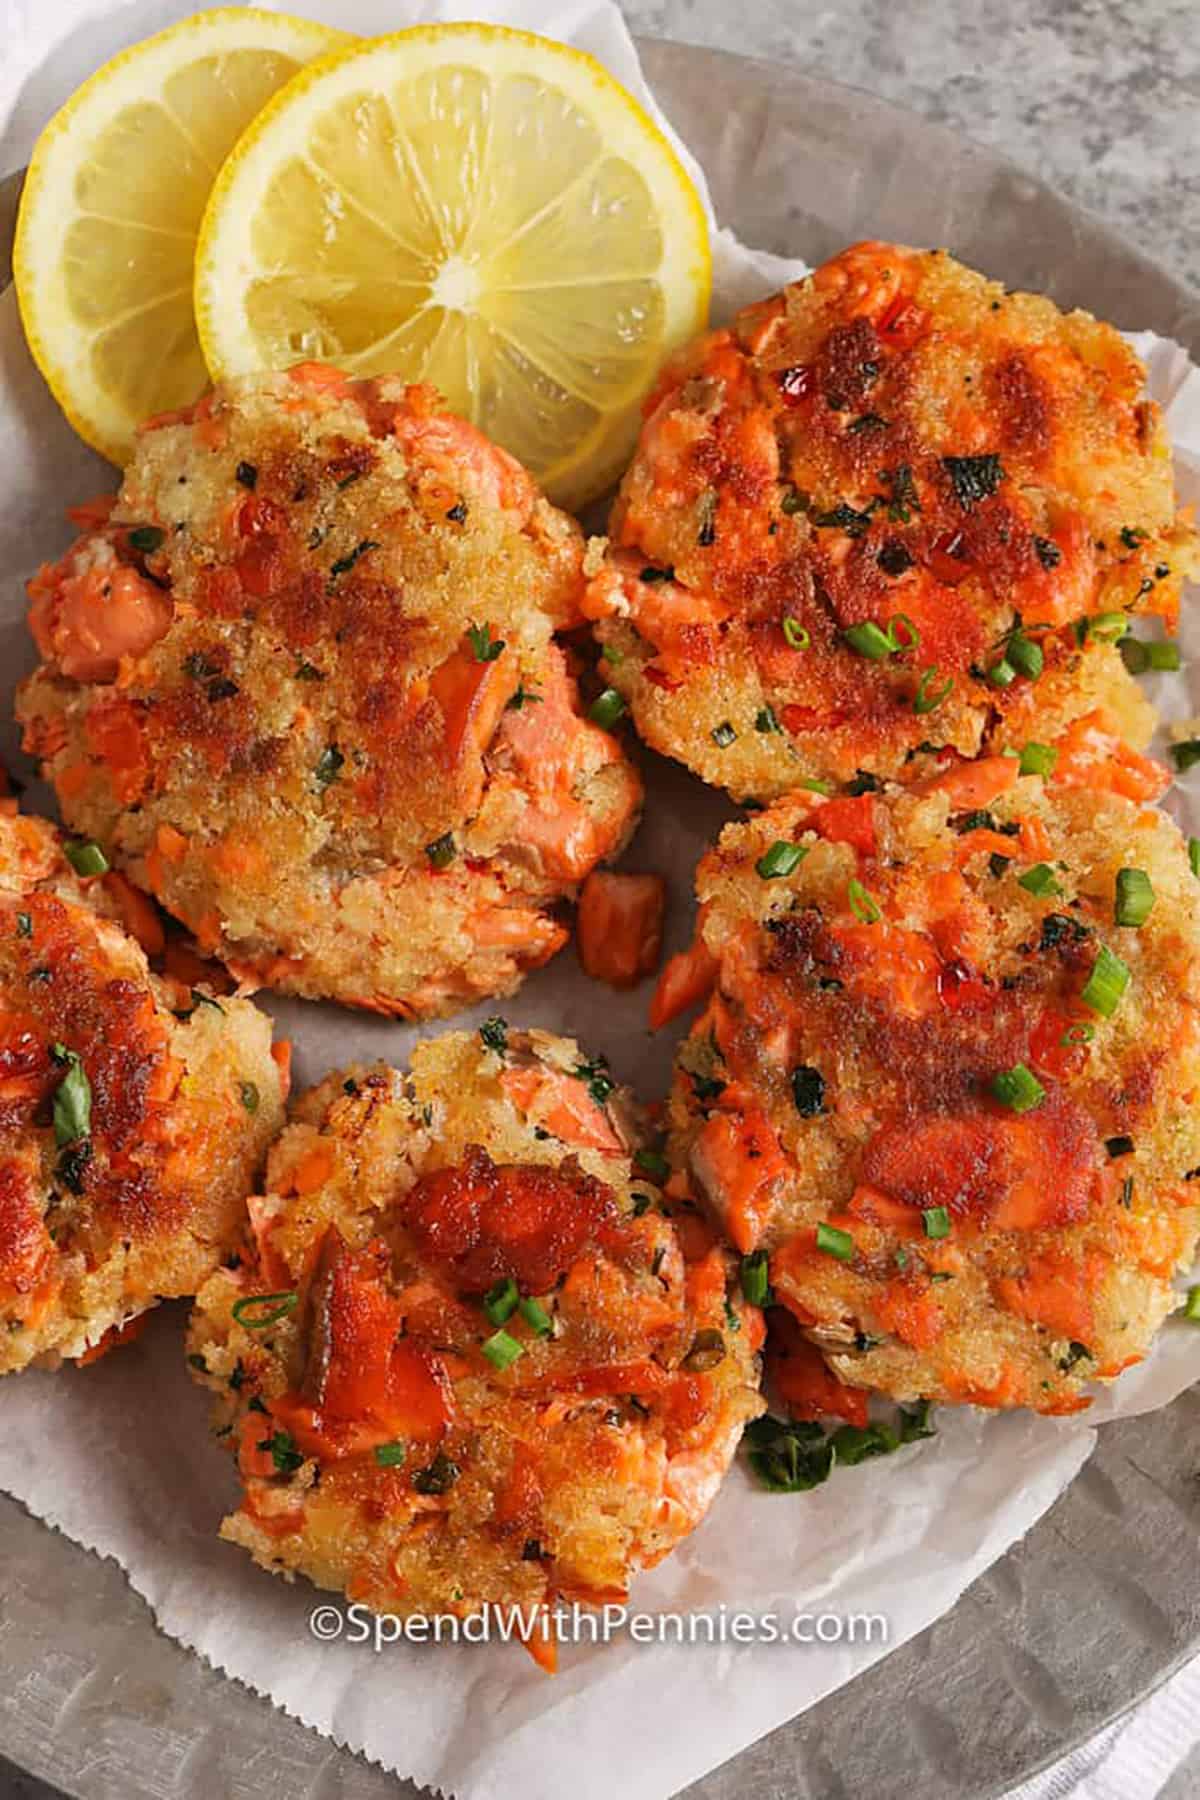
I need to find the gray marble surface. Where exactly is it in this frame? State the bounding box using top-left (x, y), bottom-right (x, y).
top-left (625, 0), bottom-right (1199, 293)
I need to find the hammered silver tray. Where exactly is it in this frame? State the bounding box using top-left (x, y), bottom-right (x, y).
top-left (1, 37), bottom-right (1198, 1800)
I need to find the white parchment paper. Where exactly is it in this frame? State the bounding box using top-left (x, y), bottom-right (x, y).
top-left (0, 5), bottom-right (1198, 1798)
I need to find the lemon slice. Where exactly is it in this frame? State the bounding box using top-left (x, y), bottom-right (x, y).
top-left (195, 24), bottom-right (711, 508)
top-left (14, 8), bottom-right (349, 465)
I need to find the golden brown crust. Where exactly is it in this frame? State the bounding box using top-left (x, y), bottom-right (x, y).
top-left (0, 808), bottom-right (282, 1373)
top-left (188, 1029), bottom-right (763, 1643)
top-left (587, 242), bottom-right (1197, 799)
top-left (17, 368), bottom-right (642, 1016)
top-left (666, 769), bottom-right (1200, 1413)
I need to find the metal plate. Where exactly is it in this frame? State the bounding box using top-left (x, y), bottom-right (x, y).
top-left (1, 37), bottom-right (1198, 1800)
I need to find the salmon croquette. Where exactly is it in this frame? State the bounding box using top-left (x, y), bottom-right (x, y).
top-left (584, 241), bottom-right (1198, 800)
top-left (663, 754), bottom-right (1200, 1414)
top-left (17, 365), bottom-right (642, 1017)
top-left (0, 806), bottom-right (283, 1373)
top-left (188, 1028), bottom-right (763, 1662)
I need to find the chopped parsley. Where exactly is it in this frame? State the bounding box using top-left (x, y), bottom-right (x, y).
top-left (790, 1065), bottom-right (826, 1117)
top-left (943, 453), bottom-right (1004, 508)
top-left (506, 683), bottom-right (542, 710)
top-left (744, 1400), bottom-right (935, 1492)
top-left (412, 1450), bottom-right (460, 1495)
top-left (425, 832), bottom-right (457, 869)
top-left (313, 745), bottom-right (344, 788)
top-left (811, 500), bottom-right (875, 537)
top-left (467, 621), bottom-right (505, 662)
top-left (884, 464), bottom-right (920, 523)
top-left (328, 539), bottom-right (379, 580)
top-left (261, 1430), bottom-right (304, 1475)
top-left (574, 1057), bottom-right (614, 1106)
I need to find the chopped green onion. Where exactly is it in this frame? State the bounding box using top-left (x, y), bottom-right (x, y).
top-left (782, 618), bottom-right (810, 650)
top-left (425, 832), bottom-right (457, 869)
top-left (797, 777), bottom-right (834, 795)
top-left (15, 912), bottom-right (32, 938)
top-left (239, 1081), bottom-right (259, 1113)
top-left (1122, 637), bottom-right (1181, 674)
top-left (374, 1442), bottom-right (407, 1467)
top-left (1007, 634), bottom-right (1043, 679)
top-left (1190, 838), bottom-right (1200, 878)
top-left (481, 1329), bottom-right (524, 1371)
top-left (231, 1291), bottom-right (298, 1330)
top-left (1184, 1287), bottom-right (1200, 1323)
top-left (740, 1249), bottom-right (771, 1306)
top-left (519, 1297), bottom-right (553, 1336)
top-left (1171, 740), bottom-right (1200, 773)
top-left (1114, 867), bottom-right (1155, 928)
top-left (756, 840), bottom-right (808, 880)
top-left (913, 666), bottom-right (953, 714)
top-left (987, 659), bottom-right (1016, 689)
top-left (634, 1148), bottom-right (669, 1181)
top-left (847, 878), bottom-right (882, 924)
top-left (65, 840), bottom-right (109, 877)
top-left (844, 621), bottom-right (893, 660)
top-left (1081, 944), bottom-right (1130, 1018)
top-left (574, 1056), bottom-right (614, 1105)
top-left (1019, 742), bottom-right (1058, 777)
top-left (589, 688), bottom-right (626, 729)
top-left (479, 1016), bottom-right (507, 1054)
top-left (1087, 611), bottom-right (1130, 644)
top-left (1060, 1022), bottom-right (1095, 1047)
top-left (600, 641), bottom-right (624, 666)
top-left (484, 1278), bottom-right (519, 1325)
top-left (991, 1063), bottom-right (1045, 1113)
top-left (1018, 863), bottom-right (1061, 897)
top-left (755, 705), bottom-right (782, 733)
top-left (816, 1222), bottom-right (855, 1263)
top-left (1105, 1135), bottom-right (1134, 1159)
top-left (711, 721), bottom-right (737, 747)
top-left (50, 1046), bottom-right (91, 1146)
top-left (923, 1206), bottom-right (952, 1239)
top-left (127, 525), bottom-right (165, 553)
top-left (888, 614), bottom-right (920, 653)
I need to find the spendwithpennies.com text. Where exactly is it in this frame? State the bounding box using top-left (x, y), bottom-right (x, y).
top-left (309, 1602), bottom-right (890, 1652)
